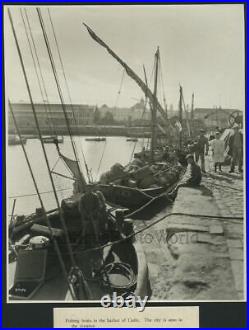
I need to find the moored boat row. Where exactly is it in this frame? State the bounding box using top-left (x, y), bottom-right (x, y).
top-left (8, 11), bottom-right (188, 302)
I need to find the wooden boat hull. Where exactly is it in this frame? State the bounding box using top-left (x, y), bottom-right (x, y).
top-left (88, 168), bottom-right (183, 212)
top-left (85, 137), bottom-right (106, 142)
top-left (9, 190), bottom-right (151, 301)
top-left (87, 184), bottom-right (153, 210)
top-left (9, 238), bottom-right (150, 301)
top-left (65, 239), bottom-right (150, 301)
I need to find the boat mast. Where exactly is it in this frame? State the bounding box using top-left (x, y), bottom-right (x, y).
top-left (179, 85), bottom-right (183, 149)
top-left (163, 98), bottom-right (168, 119)
top-left (151, 47), bottom-right (160, 162)
top-left (190, 92), bottom-right (194, 137)
top-left (83, 23), bottom-right (168, 123)
top-left (37, 8), bottom-right (87, 187)
top-left (8, 9), bottom-right (91, 299)
top-left (9, 100), bottom-right (77, 300)
top-left (191, 92), bottom-right (194, 120)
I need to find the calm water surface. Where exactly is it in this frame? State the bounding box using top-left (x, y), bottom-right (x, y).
top-left (7, 136), bottom-right (147, 216)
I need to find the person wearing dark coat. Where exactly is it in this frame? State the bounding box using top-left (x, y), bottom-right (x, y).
top-left (168, 154), bottom-right (202, 200)
top-left (195, 129), bottom-right (209, 173)
top-left (180, 154), bottom-right (202, 186)
top-left (228, 123), bottom-right (243, 173)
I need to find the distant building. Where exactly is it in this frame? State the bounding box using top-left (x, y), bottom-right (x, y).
top-left (8, 102), bottom-right (95, 131)
top-left (194, 107), bottom-right (242, 129)
top-left (98, 98), bottom-right (151, 123)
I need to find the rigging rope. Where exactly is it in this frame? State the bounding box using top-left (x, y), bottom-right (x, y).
top-left (129, 96), bottom-right (149, 163)
top-left (114, 68), bottom-right (125, 109)
top-left (23, 9), bottom-right (58, 137)
top-left (96, 140), bottom-right (107, 179)
top-left (129, 65), bottom-right (150, 162)
top-left (9, 8), bottom-right (78, 280)
top-left (8, 99), bottom-right (75, 300)
top-left (37, 8), bottom-right (87, 186)
top-left (9, 187), bottom-right (72, 199)
top-left (47, 8), bottom-right (91, 183)
top-left (60, 211), bottom-right (244, 256)
top-left (20, 9), bottom-right (55, 137)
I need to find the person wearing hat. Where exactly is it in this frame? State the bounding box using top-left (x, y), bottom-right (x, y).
top-left (182, 154), bottom-right (202, 186)
top-left (228, 123), bottom-right (243, 173)
top-left (168, 154), bottom-right (202, 200)
top-left (210, 131), bottom-right (225, 172)
top-left (195, 129), bottom-right (209, 173)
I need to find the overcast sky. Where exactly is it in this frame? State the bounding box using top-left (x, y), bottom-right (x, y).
top-left (4, 4), bottom-right (245, 111)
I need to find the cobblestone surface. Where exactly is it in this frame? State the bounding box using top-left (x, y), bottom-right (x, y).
top-left (203, 156), bottom-right (244, 300)
top-left (134, 155), bottom-right (245, 301)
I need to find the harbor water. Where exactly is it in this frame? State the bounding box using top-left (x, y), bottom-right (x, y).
top-left (7, 136), bottom-right (147, 216)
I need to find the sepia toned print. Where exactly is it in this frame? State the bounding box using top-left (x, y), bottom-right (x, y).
top-left (5, 4), bottom-right (245, 303)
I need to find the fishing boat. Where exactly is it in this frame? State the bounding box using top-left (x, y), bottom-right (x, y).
top-left (85, 137), bottom-right (106, 142)
top-left (76, 24), bottom-right (187, 210)
top-left (34, 25), bottom-right (186, 214)
top-left (9, 191), bottom-right (150, 300)
top-left (126, 137), bottom-right (138, 142)
top-left (7, 9), bottom-right (150, 301)
top-left (42, 135), bottom-right (64, 144)
top-left (8, 134), bottom-right (27, 146)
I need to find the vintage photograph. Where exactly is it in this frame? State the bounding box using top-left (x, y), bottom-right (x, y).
top-left (5, 4), bottom-right (245, 303)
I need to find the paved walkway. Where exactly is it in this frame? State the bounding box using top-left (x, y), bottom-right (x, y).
top-left (203, 156), bottom-right (244, 299)
top-left (134, 155), bottom-right (245, 301)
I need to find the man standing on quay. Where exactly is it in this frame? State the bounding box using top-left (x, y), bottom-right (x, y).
top-left (228, 123), bottom-right (243, 173)
top-left (195, 129), bottom-right (209, 173)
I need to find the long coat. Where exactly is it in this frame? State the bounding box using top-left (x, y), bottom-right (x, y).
top-left (228, 132), bottom-right (243, 156)
top-left (210, 139), bottom-right (225, 163)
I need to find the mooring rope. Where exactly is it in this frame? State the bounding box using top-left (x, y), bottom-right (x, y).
top-left (9, 187), bottom-right (72, 200)
top-left (65, 211), bottom-right (243, 256)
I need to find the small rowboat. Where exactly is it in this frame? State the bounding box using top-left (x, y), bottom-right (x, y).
top-left (126, 138), bottom-right (138, 142)
top-left (42, 135), bottom-right (64, 144)
top-left (85, 137), bottom-right (106, 142)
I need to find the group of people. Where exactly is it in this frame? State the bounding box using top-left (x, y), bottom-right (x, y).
top-left (185, 124), bottom-right (243, 175)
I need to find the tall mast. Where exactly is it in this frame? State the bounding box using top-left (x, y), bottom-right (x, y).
top-left (179, 85), bottom-right (183, 149)
top-left (191, 92), bottom-right (194, 120)
top-left (163, 98), bottom-right (168, 119)
top-left (37, 8), bottom-right (86, 187)
top-left (83, 23), bottom-right (168, 123)
top-left (7, 9), bottom-right (80, 296)
top-left (150, 47), bottom-right (160, 162)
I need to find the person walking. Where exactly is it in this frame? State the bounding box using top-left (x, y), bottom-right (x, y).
top-left (195, 129), bottom-right (209, 173)
top-left (210, 131), bottom-right (225, 172)
top-left (228, 123), bottom-right (243, 173)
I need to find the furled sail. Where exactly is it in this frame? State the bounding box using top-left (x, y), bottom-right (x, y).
top-left (83, 23), bottom-right (168, 124)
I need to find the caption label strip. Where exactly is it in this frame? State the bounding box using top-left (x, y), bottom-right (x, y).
top-left (54, 306), bottom-right (199, 328)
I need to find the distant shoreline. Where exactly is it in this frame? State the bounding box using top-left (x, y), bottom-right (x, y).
top-left (8, 125), bottom-right (152, 138)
